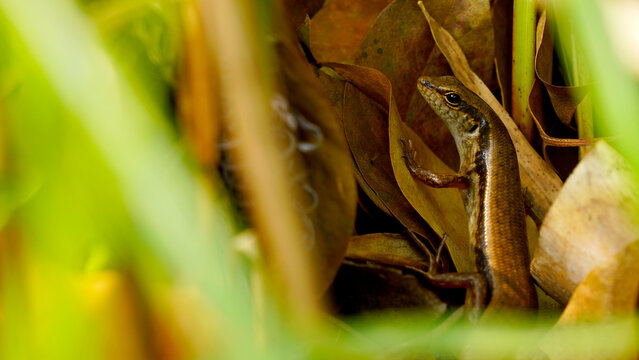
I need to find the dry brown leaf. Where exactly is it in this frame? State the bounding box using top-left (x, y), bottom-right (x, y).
top-left (354, 0), bottom-right (434, 118)
top-left (326, 63), bottom-right (471, 270)
top-left (309, 0), bottom-right (393, 63)
top-left (317, 66), bottom-right (393, 217)
top-left (358, 0), bottom-right (495, 119)
top-left (420, 4), bottom-right (563, 224)
top-left (284, 0), bottom-right (325, 30)
top-left (345, 232), bottom-right (429, 270)
top-left (356, 0), bottom-right (495, 168)
top-left (321, 63), bottom-right (438, 248)
top-left (273, 26), bottom-right (358, 292)
top-left (531, 141), bottom-right (639, 304)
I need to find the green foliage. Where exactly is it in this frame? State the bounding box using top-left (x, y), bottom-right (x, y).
top-left (0, 0), bottom-right (251, 357)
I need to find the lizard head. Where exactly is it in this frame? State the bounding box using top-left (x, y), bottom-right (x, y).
top-left (417, 76), bottom-right (488, 167)
top-left (416, 76), bottom-right (485, 136)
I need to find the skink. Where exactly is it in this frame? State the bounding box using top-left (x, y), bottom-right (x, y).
top-left (402, 76), bottom-right (537, 316)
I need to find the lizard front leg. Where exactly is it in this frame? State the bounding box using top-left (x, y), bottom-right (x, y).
top-left (400, 138), bottom-right (469, 189)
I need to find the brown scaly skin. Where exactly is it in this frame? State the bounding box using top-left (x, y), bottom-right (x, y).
top-left (402, 76), bottom-right (537, 317)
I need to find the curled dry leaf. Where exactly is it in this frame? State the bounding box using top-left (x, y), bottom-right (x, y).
top-left (528, 79), bottom-right (589, 148)
top-left (528, 11), bottom-right (594, 170)
top-left (531, 141), bottom-right (639, 304)
top-left (356, 0), bottom-right (495, 168)
top-left (420, 4), bottom-right (563, 224)
top-left (317, 67), bottom-right (396, 218)
top-left (319, 64), bottom-right (438, 248)
top-left (309, 0), bottom-right (394, 63)
top-left (217, 0), bottom-right (358, 296)
top-left (317, 67), bottom-right (392, 217)
top-left (533, 12), bottom-right (589, 128)
top-left (273, 37), bottom-right (358, 291)
top-left (326, 62), bottom-right (471, 272)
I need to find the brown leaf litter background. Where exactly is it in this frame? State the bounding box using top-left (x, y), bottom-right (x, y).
top-left (186, 0), bottom-right (639, 324)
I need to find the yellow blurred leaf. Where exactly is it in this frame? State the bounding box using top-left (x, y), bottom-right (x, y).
top-left (532, 141), bottom-right (639, 304)
top-left (559, 240), bottom-right (639, 322)
top-left (80, 271), bottom-right (150, 360)
top-left (540, 240), bottom-right (639, 360)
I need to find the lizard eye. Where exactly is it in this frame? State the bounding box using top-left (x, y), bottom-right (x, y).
top-left (444, 92), bottom-right (461, 107)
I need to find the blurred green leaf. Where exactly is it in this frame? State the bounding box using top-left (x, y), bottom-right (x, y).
top-left (0, 0), bottom-right (254, 357)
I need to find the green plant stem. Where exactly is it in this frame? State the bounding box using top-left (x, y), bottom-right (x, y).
top-left (512, 0), bottom-right (536, 141)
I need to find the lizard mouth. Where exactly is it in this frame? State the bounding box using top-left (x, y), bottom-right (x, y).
top-left (418, 78), bottom-right (435, 89)
top-left (417, 77), bottom-right (436, 97)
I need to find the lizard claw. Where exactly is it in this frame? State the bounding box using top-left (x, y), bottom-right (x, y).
top-left (400, 137), bottom-right (418, 173)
